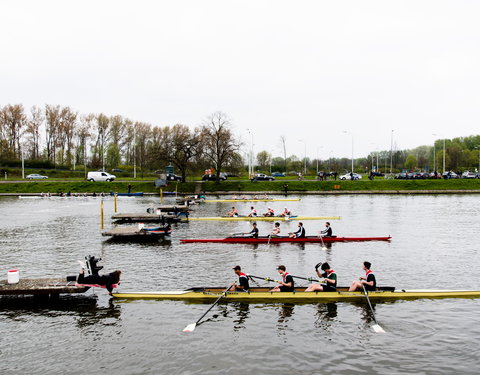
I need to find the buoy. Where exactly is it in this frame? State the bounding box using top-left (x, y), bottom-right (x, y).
top-left (7, 269), bottom-right (19, 284)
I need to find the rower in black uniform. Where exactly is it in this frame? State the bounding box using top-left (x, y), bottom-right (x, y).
top-left (319, 221), bottom-right (333, 237)
top-left (289, 222), bottom-right (305, 238)
top-left (232, 265), bottom-right (250, 292)
top-left (244, 222), bottom-right (259, 238)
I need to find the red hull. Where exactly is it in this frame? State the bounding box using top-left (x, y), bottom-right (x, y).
top-left (180, 236), bottom-right (391, 244)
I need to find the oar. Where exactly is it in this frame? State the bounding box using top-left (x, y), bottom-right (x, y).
top-left (182, 283), bottom-right (234, 332)
top-left (317, 231), bottom-right (327, 250)
top-left (361, 284), bottom-right (385, 333)
top-left (291, 275), bottom-right (322, 283)
top-left (248, 275), bottom-right (280, 283)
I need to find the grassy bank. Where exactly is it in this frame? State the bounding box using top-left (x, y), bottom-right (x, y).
top-left (1, 179), bottom-right (480, 194)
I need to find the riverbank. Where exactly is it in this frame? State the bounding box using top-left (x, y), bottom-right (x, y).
top-left (1, 179), bottom-right (480, 195)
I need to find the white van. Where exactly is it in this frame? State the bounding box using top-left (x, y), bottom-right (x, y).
top-left (87, 171), bottom-right (116, 182)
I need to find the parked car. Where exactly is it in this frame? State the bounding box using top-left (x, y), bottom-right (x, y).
top-left (370, 172), bottom-right (384, 177)
top-left (26, 173), bottom-right (48, 179)
top-left (87, 171), bottom-right (116, 182)
top-left (271, 172), bottom-right (285, 177)
top-left (461, 171), bottom-right (476, 179)
top-left (202, 174), bottom-right (227, 181)
top-left (166, 173), bottom-right (183, 182)
top-left (111, 168), bottom-right (125, 173)
top-left (339, 173), bottom-right (362, 180)
top-left (395, 173), bottom-right (407, 179)
top-left (251, 173), bottom-right (275, 181)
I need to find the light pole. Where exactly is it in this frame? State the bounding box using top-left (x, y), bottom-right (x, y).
top-left (432, 134), bottom-right (436, 173)
top-left (133, 126), bottom-right (137, 179)
top-left (316, 146), bottom-right (323, 174)
top-left (442, 138), bottom-right (446, 173)
top-left (21, 146), bottom-right (25, 179)
top-left (246, 129), bottom-right (254, 177)
top-left (298, 139), bottom-right (307, 175)
top-left (390, 130), bottom-right (394, 176)
top-left (343, 131), bottom-right (354, 173)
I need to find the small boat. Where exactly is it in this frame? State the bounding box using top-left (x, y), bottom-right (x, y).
top-left (111, 192), bottom-right (144, 197)
top-left (187, 216), bottom-right (340, 222)
top-left (112, 286), bottom-right (480, 301)
top-left (204, 198), bottom-right (301, 202)
top-left (180, 235), bottom-right (391, 244)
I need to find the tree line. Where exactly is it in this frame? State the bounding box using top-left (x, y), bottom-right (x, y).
top-left (1, 103), bottom-right (479, 178)
top-left (0, 104), bottom-right (241, 181)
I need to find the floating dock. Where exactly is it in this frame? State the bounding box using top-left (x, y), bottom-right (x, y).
top-left (102, 226), bottom-right (171, 240)
top-left (0, 278), bottom-right (89, 297)
top-left (111, 213), bottom-right (185, 223)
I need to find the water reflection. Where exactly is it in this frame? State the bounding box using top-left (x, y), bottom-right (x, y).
top-left (276, 303), bottom-right (295, 334)
top-left (314, 302), bottom-right (338, 329)
top-left (0, 295), bottom-right (122, 328)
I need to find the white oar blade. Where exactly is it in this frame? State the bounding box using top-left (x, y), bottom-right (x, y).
top-left (321, 247), bottom-right (327, 251)
top-left (372, 324), bottom-right (385, 333)
top-left (182, 323), bottom-right (197, 333)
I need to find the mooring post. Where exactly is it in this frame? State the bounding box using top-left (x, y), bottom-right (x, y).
top-left (100, 200), bottom-right (104, 230)
top-left (160, 188), bottom-right (163, 203)
top-left (114, 193), bottom-right (117, 213)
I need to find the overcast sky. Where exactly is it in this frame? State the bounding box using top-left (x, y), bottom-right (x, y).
top-left (2, 1), bottom-right (480, 161)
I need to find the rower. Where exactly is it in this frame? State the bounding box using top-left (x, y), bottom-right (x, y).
top-left (263, 207), bottom-right (275, 217)
top-left (241, 194), bottom-right (248, 200)
top-left (252, 194), bottom-right (258, 200)
top-left (280, 207), bottom-right (291, 217)
top-left (247, 206), bottom-right (257, 217)
top-left (270, 222), bottom-right (281, 237)
top-left (243, 222), bottom-right (259, 238)
top-left (304, 262), bottom-right (337, 292)
top-left (270, 265), bottom-right (294, 292)
top-left (262, 193), bottom-right (268, 199)
top-left (232, 265), bottom-right (250, 292)
top-left (227, 207), bottom-right (239, 217)
top-left (288, 222), bottom-right (305, 238)
top-left (349, 261), bottom-right (377, 292)
top-left (319, 222), bottom-right (333, 237)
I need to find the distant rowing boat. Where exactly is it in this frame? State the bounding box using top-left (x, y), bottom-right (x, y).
top-left (205, 199), bottom-right (300, 203)
top-left (187, 216), bottom-right (340, 222)
top-left (110, 192), bottom-right (144, 197)
top-left (112, 286), bottom-right (480, 301)
top-left (180, 235), bottom-right (391, 243)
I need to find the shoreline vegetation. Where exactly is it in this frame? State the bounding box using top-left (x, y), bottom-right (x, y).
top-left (1, 179), bottom-right (480, 195)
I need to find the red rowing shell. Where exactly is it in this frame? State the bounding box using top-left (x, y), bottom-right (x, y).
top-left (180, 236), bottom-right (391, 244)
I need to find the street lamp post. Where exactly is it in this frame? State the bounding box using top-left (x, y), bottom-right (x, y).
top-left (246, 129), bottom-right (254, 177)
top-left (316, 146), bottom-right (323, 175)
top-left (443, 138), bottom-right (446, 173)
top-left (343, 131), bottom-right (354, 173)
top-left (298, 139), bottom-right (307, 175)
top-left (390, 130), bottom-right (394, 176)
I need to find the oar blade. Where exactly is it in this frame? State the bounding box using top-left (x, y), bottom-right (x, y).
top-left (372, 324), bottom-right (385, 333)
top-left (182, 323), bottom-right (197, 333)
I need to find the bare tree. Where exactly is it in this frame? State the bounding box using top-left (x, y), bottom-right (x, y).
top-left (200, 111), bottom-right (239, 182)
top-left (76, 114), bottom-right (94, 167)
top-left (25, 106), bottom-right (44, 160)
top-left (45, 104), bottom-right (62, 164)
top-left (0, 104), bottom-right (26, 158)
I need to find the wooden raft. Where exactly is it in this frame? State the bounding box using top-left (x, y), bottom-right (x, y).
top-left (0, 278), bottom-right (89, 296)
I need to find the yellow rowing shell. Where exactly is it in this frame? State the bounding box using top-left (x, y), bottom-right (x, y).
top-left (204, 199), bottom-right (301, 202)
top-left (188, 216), bottom-right (340, 221)
top-left (112, 288), bottom-right (480, 301)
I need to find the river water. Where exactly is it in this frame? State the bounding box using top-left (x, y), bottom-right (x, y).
top-left (1, 194), bottom-right (479, 375)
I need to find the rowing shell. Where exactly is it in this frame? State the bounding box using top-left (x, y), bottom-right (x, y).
top-left (187, 216), bottom-right (341, 221)
top-left (180, 236), bottom-right (391, 243)
top-left (204, 199), bottom-right (301, 202)
top-left (112, 287), bottom-right (480, 301)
